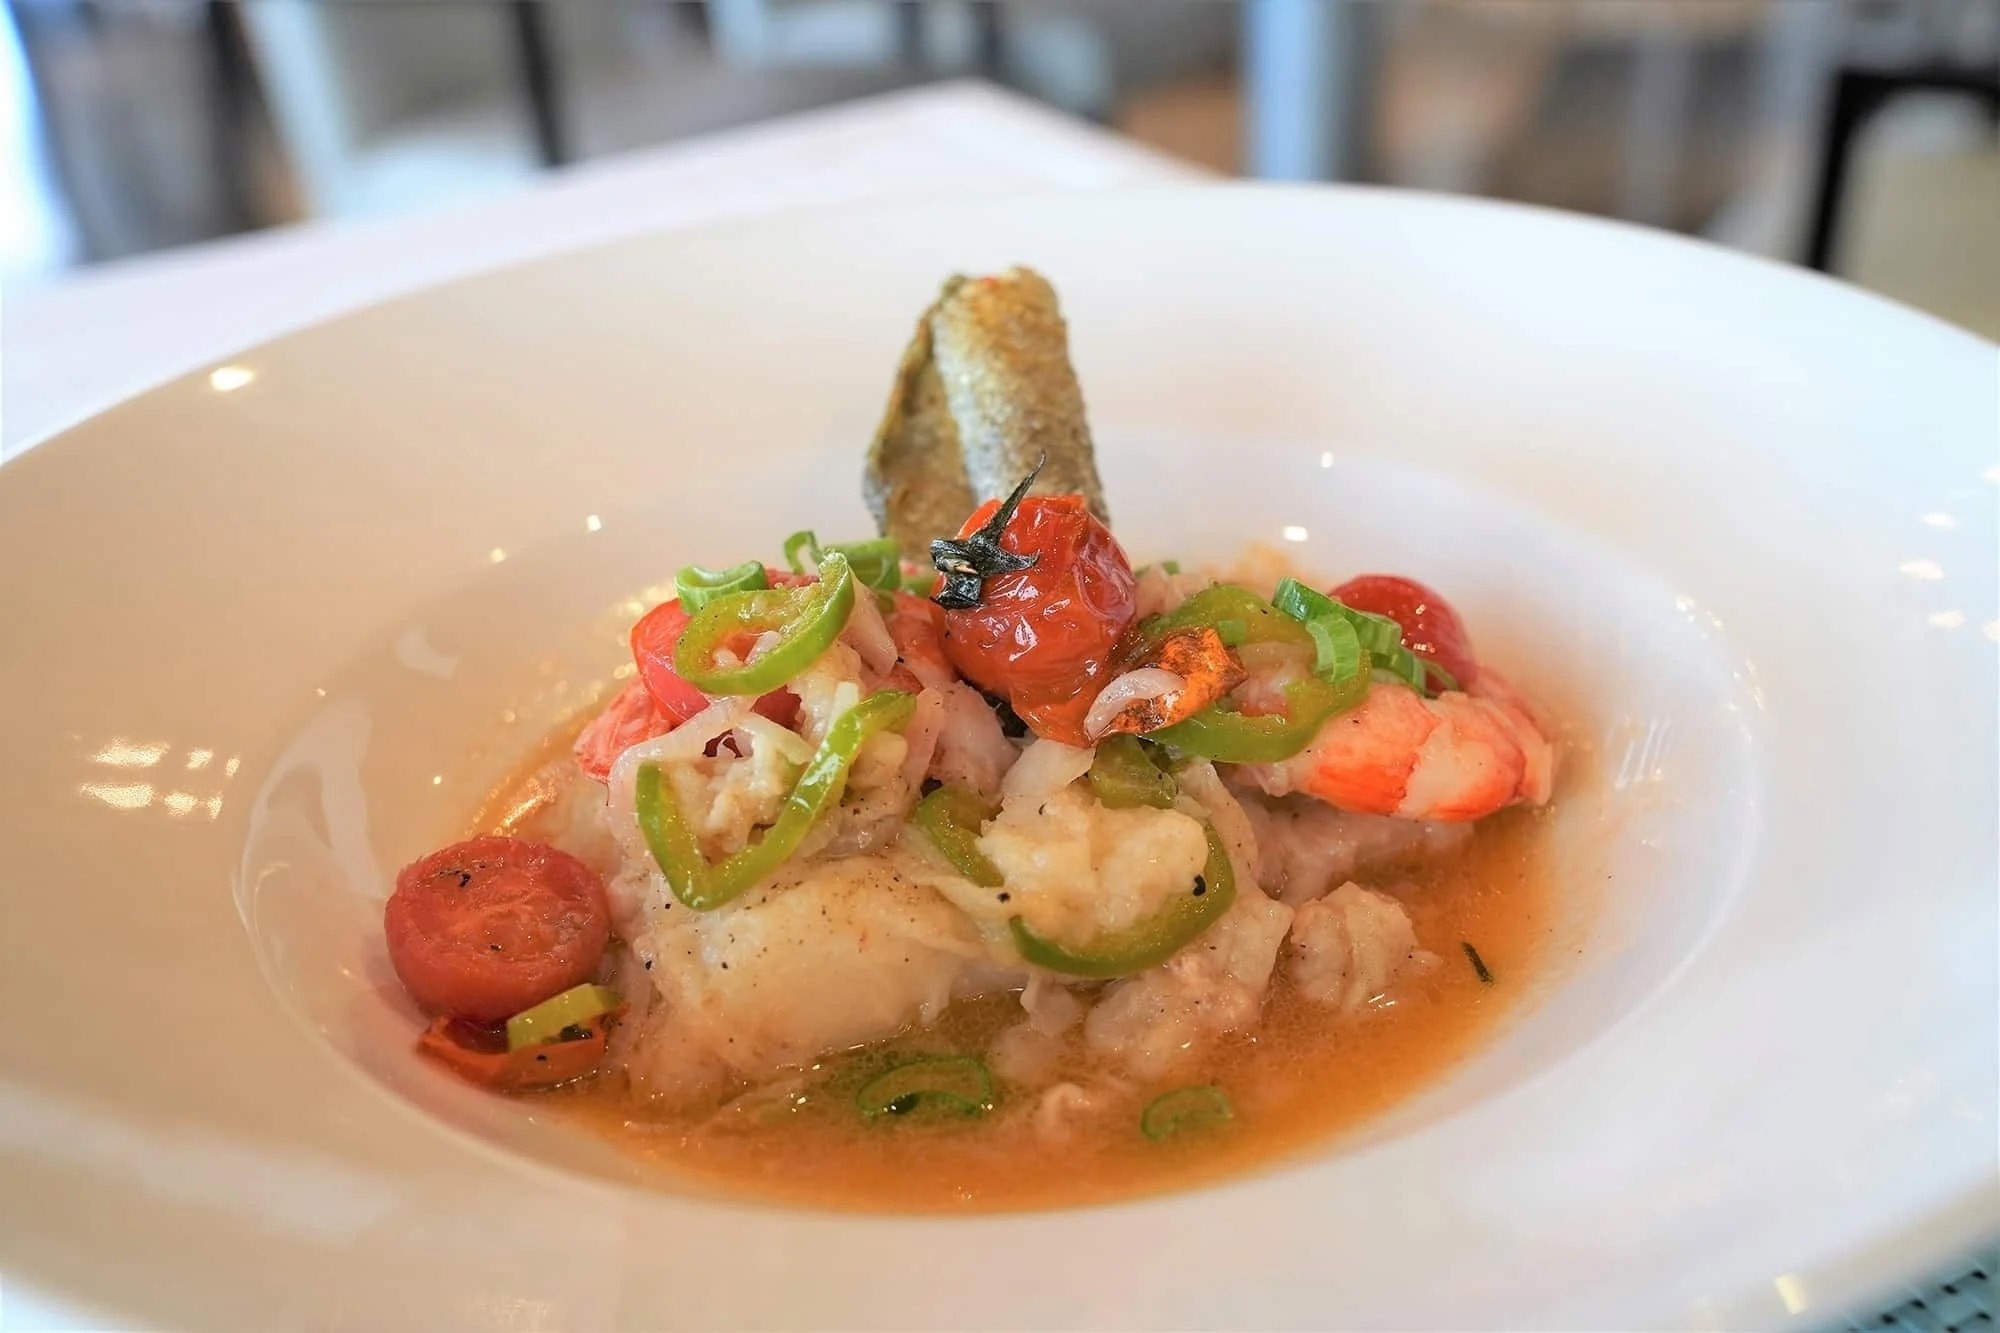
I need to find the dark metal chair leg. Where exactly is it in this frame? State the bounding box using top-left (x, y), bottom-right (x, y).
top-left (1806, 64), bottom-right (2000, 273)
top-left (508, 0), bottom-right (567, 168)
top-left (1805, 70), bottom-right (1884, 273)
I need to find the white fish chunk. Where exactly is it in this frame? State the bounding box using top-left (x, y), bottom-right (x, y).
top-left (625, 851), bottom-right (1019, 1108)
top-left (1081, 885), bottom-right (1295, 1080)
top-left (1285, 881), bottom-right (1430, 1011)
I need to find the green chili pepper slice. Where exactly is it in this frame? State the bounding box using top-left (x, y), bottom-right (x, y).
top-left (674, 559), bottom-right (769, 614)
top-left (1272, 576), bottom-right (1439, 695)
top-left (1142, 583), bottom-right (1312, 651)
top-left (1148, 667), bottom-right (1368, 765)
top-left (855, 1055), bottom-right (995, 1120)
top-left (673, 551), bottom-right (855, 695)
top-left (1140, 1085), bottom-right (1234, 1140)
top-left (1087, 735), bottom-right (1179, 810)
top-left (504, 982), bottom-right (622, 1051)
top-left (911, 785), bottom-right (1002, 886)
top-left (635, 689), bottom-right (915, 910)
top-left (1009, 821), bottom-right (1236, 978)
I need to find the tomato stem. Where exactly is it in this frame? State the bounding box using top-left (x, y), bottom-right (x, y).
top-left (929, 457), bottom-right (1044, 610)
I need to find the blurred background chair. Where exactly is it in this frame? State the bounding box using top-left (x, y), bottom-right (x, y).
top-left (4, 0), bottom-right (1995, 333)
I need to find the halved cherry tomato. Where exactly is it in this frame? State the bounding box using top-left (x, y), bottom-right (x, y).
top-left (384, 836), bottom-right (610, 1022)
top-left (1329, 574), bottom-right (1479, 689)
top-left (939, 494), bottom-right (1137, 744)
top-left (573, 680), bottom-right (676, 782)
top-left (629, 599), bottom-right (709, 725)
top-left (417, 1010), bottom-right (622, 1091)
top-left (629, 568), bottom-right (810, 731)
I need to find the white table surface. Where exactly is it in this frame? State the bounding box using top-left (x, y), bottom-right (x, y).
top-left (0, 80), bottom-right (1197, 461)
top-left (0, 80), bottom-right (1191, 1331)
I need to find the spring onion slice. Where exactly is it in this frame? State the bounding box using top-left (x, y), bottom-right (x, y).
top-left (780, 529), bottom-right (902, 591)
top-left (1304, 614), bottom-right (1361, 681)
top-left (504, 982), bottom-right (622, 1052)
top-left (675, 559), bottom-right (768, 614)
top-left (1374, 649), bottom-right (1428, 693)
top-left (1140, 1085), bottom-right (1234, 1140)
top-left (1272, 577), bottom-right (1444, 695)
top-left (824, 538), bottom-right (901, 591)
top-left (855, 1056), bottom-right (995, 1119)
top-left (781, 529), bottom-right (820, 574)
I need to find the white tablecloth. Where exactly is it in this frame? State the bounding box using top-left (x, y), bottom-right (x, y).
top-left (0, 80), bottom-right (1196, 460)
top-left (0, 80), bottom-right (1190, 1331)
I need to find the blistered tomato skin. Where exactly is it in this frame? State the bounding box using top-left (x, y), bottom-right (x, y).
top-left (939, 494), bottom-right (1138, 740)
top-left (1329, 574), bottom-right (1480, 689)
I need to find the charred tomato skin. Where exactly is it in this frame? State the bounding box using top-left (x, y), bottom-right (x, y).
top-left (938, 494), bottom-right (1138, 742)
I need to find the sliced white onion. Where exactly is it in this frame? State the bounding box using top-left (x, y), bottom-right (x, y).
top-left (613, 696), bottom-right (749, 773)
top-left (1082, 668), bottom-right (1186, 739)
top-left (1175, 758), bottom-right (1263, 890)
top-left (842, 585), bottom-right (900, 678)
top-left (897, 688), bottom-right (946, 794)
top-left (733, 712), bottom-right (813, 766)
top-left (1000, 737), bottom-right (1097, 804)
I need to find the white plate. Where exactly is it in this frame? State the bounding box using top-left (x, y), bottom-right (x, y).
top-left (1, 186), bottom-right (1993, 1331)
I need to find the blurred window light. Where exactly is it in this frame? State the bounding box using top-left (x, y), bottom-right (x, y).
top-left (0, 4), bottom-right (75, 276)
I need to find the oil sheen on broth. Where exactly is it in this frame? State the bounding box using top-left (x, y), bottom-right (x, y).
top-left (475, 719), bottom-right (1557, 1212)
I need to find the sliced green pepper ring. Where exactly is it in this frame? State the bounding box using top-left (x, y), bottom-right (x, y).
top-left (1009, 821), bottom-right (1236, 978)
top-left (1141, 583), bottom-right (1312, 652)
top-left (1148, 666), bottom-right (1367, 765)
top-left (673, 551), bottom-right (855, 696)
top-left (504, 982), bottom-right (622, 1051)
top-left (635, 690), bottom-right (915, 911)
top-left (911, 785), bottom-right (1002, 886)
top-left (1087, 735), bottom-right (1178, 810)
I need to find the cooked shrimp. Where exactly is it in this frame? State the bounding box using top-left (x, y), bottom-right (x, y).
top-left (1243, 669), bottom-right (1555, 822)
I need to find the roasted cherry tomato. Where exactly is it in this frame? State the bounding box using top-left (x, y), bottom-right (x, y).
top-left (629, 599), bottom-right (710, 725)
top-left (384, 836), bottom-right (611, 1022)
top-left (1329, 574), bottom-right (1479, 689)
top-left (939, 494), bottom-right (1137, 743)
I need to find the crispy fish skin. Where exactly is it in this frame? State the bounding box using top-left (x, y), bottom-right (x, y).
top-left (863, 277), bottom-right (978, 558)
top-left (928, 267), bottom-right (1109, 523)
